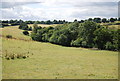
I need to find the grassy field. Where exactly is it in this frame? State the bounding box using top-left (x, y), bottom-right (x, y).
top-left (107, 25), bottom-right (119, 29)
top-left (0, 26), bottom-right (31, 40)
top-left (0, 53), bottom-right (1, 80)
top-left (100, 21), bottom-right (120, 29)
top-left (28, 24), bottom-right (61, 28)
top-left (1, 25), bottom-right (118, 79)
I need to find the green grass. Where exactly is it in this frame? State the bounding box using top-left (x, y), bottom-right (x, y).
top-left (1, 26), bottom-right (31, 40)
top-left (0, 38), bottom-right (2, 80)
top-left (107, 25), bottom-right (119, 29)
top-left (1, 25), bottom-right (118, 79)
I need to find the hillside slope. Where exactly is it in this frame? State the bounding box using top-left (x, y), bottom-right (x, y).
top-left (1, 25), bottom-right (118, 79)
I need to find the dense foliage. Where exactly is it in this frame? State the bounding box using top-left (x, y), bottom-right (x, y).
top-left (1, 17), bottom-right (119, 27)
top-left (1, 19), bottom-right (68, 26)
top-left (1, 18), bottom-right (119, 51)
top-left (31, 21), bottom-right (119, 51)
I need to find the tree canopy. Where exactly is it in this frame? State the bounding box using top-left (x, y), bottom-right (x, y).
top-left (30, 21), bottom-right (119, 51)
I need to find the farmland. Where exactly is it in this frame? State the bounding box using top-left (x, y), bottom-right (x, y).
top-left (28, 24), bottom-right (60, 28)
top-left (100, 21), bottom-right (120, 29)
top-left (1, 24), bottom-right (118, 79)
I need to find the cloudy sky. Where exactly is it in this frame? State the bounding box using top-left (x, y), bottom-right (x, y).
top-left (0, 0), bottom-right (119, 21)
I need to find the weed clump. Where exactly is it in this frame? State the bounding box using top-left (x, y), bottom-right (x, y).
top-left (4, 51), bottom-right (29, 60)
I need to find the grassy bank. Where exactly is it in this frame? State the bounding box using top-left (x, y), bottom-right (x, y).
top-left (1, 25), bottom-right (118, 79)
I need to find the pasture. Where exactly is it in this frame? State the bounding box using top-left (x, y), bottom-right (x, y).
top-left (1, 25), bottom-right (118, 79)
top-left (28, 24), bottom-right (60, 28)
top-left (100, 21), bottom-right (120, 29)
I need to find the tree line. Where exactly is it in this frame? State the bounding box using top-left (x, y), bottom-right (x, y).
top-left (1, 19), bottom-right (68, 27)
top-left (30, 21), bottom-right (119, 51)
top-left (1, 17), bottom-right (120, 28)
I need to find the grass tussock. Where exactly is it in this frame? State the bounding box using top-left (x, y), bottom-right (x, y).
top-left (4, 50), bottom-right (29, 60)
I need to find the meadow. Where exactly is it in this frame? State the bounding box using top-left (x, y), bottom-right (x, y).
top-left (28, 24), bottom-right (60, 28)
top-left (100, 21), bottom-right (120, 29)
top-left (1, 25), bottom-right (118, 79)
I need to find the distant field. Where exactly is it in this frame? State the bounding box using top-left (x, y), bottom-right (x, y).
top-left (0, 24), bottom-right (59, 39)
top-left (28, 24), bottom-right (61, 28)
top-left (100, 21), bottom-right (120, 29)
top-left (1, 25), bottom-right (118, 79)
top-left (107, 25), bottom-right (119, 29)
top-left (0, 26), bottom-right (31, 40)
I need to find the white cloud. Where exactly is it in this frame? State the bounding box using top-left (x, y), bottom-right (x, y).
top-left (0, 0), bottom-right (119, 21)
top-left (1, 0), bottom-right (41, 2)
top-left (0, 2), bottom-right (41, 8)
top-left (71, 2), bottom-right (118, 19)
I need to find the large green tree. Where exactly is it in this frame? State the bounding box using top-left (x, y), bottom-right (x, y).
top-left (94, 27), bottom-right (112, 49)
top-left (80, 21), bottom-right (97, 47)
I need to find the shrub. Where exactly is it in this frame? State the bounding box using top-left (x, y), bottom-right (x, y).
top-left (23, 30), bottom-right (29, 35)
top-left (19, 22), bottom-right (28, 30)
top-left (6, 35), bottom-right (12, 38)
top-left (105, 42), bottom-right (115, 50)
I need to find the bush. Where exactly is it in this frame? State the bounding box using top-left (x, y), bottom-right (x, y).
top-left (105, 42), bottom-right (115, 50)
top-left (23, 30), bottom-right (29, 35)
top-left (6, 35), bottom-right (12, 38)
top-left (19, 22), bottom-right (28, 30)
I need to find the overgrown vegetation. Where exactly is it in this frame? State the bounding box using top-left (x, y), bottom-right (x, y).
top-left (4, 50), bottom-right (29, 60)
top-left (31, 21), bottom-right (119, 51)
